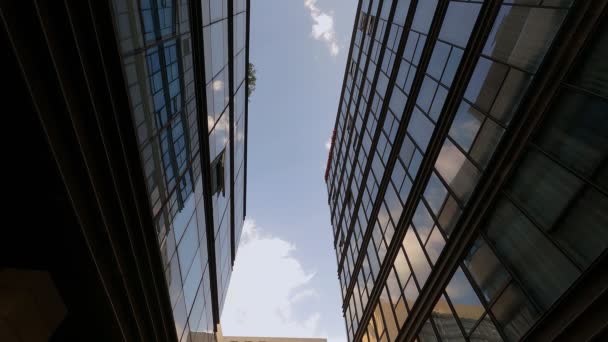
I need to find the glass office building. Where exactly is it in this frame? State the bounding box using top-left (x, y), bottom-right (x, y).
top-left (110, 0), bottom-right (249, 340)
top-left (325, 1), bottom-right (607, 341)
top-left (4, 0), bottom-right (248, 341)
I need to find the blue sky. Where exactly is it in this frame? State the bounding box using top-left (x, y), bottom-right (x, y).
top-left (220, 0), bottom-right (356, 341)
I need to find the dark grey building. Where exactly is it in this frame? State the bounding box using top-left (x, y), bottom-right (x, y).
top-left (3, 1), bottom-right (249, 341)
top-left (325, 1), bottom-right (607, 341)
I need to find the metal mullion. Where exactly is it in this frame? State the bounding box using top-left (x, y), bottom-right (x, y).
top-left (561, 82), bottom-right (608, 103)
top-left (185, 0), bottom-right (222, 326)
top-left (479, 52), bottom-right (535, 76)
top-left (204, 15), bottom-right (228, 28)
top-left (227, 0), bottom-right (236, 264)
top-left (512, 0), bottom-right (571, 10)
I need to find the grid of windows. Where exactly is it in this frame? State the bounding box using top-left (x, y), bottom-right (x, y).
top-left (342, 0), bottom-right (414, 281)
top-left (417, 19), bottom-right (606, 342)
top-left (326, 1), bottom-right (604, 342)
top-left (111, 0), bottom-right (248, 341)
top-left (329, 0), bottom-right (380, 234)
top-left (346, 2), bottom-right (486, 339)
top-left (113, 1), bottom-right (215, 339)
top-left (366, 0), bottom-right (576, 338)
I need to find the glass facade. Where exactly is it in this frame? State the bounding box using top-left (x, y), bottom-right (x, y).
top-left (110, 0), bottom-right (248, 341)
top-left (325, 1), bottom-right (606, 342)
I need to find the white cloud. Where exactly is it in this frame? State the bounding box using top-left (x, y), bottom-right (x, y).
top-left (325, 138), bottom-right (332, 151)
top-left (221, 219), bottom-right (331, 339)
top-left (212, 79), bottom-right (224, 91)
top-left (305, 0), bottom-right (340, 56)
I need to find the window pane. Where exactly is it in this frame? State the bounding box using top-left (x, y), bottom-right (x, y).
top-left (409, 107), bottom-right (435, 150)
top-left (425, 226), bottom-right (445, 265)
top-left (428, 41), bottom-right (450, 80)
top-left (412, 202), bottom-right (434, 243)
top-left (570, 23), bottom-right (608, 98)
top-left (424, 172), bottom-right (448, 215)
top-left (554, 187), bottom-right (608, 268)
top-left (485, 197), bottom-right (580, 310)
top-left (483, 6), bottom-right (567, 73)
top-left (409, 149), bottom-right (424, 176)
top-left (470, 119), bottom-right (505, 168)
top-left (438, 195), bottom-right (461, 236)
top-left (395, 297), bottom-right (408, 327)
top-left (389, 86), bottom-right (408, 116)
top-left (439, 2), bottom-right (482, 48)
top-left (418, 77), bottom-right (438, 113)
top-left (446, 267), bottom-right (485, 334)
top-left (381, 289), bottom-right (399, 341)
top-left (412, 0), bottom-right (438, 34)
top-left (394, 248), bottom-right (411, 288)
top-left (418, 319), bottom-right (439, 342)
top-left (490, 68), bottom-right (531, 124)
top-left (435, 139), bottom-right (480, 203)
top-left (465, 57), bottom-right (509, 113)
top-left (403, 228), bottom-right (431, 285)
top-left (469, 314), bottom-right (503, 342)
top-left (442, 47), bottom-right (463, 87)
top-left (432, 295), bottom-right (465, 340)
top-left (464, 238), bottom-right (510, 302)
top-left (373, 305), bottom-right (386, 338)
top-left (449, 102), bottom-right (484, 152)
top-left (386, 268), bottom-right (401, 303)
top-left (404, 275), bottom-right (419, 308)
top-left (429, 85), bottom-right (448, 121)
top-left (491, 283), bottom-right (539, 342)
top-left (507, 150), bottom-right (584, 229)
top-left (536, 89), bottom-right (608, 180)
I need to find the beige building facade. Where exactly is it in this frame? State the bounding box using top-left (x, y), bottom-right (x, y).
top-left (216, 325), bottom-right (326, 342)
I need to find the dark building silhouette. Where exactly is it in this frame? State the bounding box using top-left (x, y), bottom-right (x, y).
top-left (3, 1), bottom-right (249, 341)
top-left (325, 1), bottom-right (607, 341)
